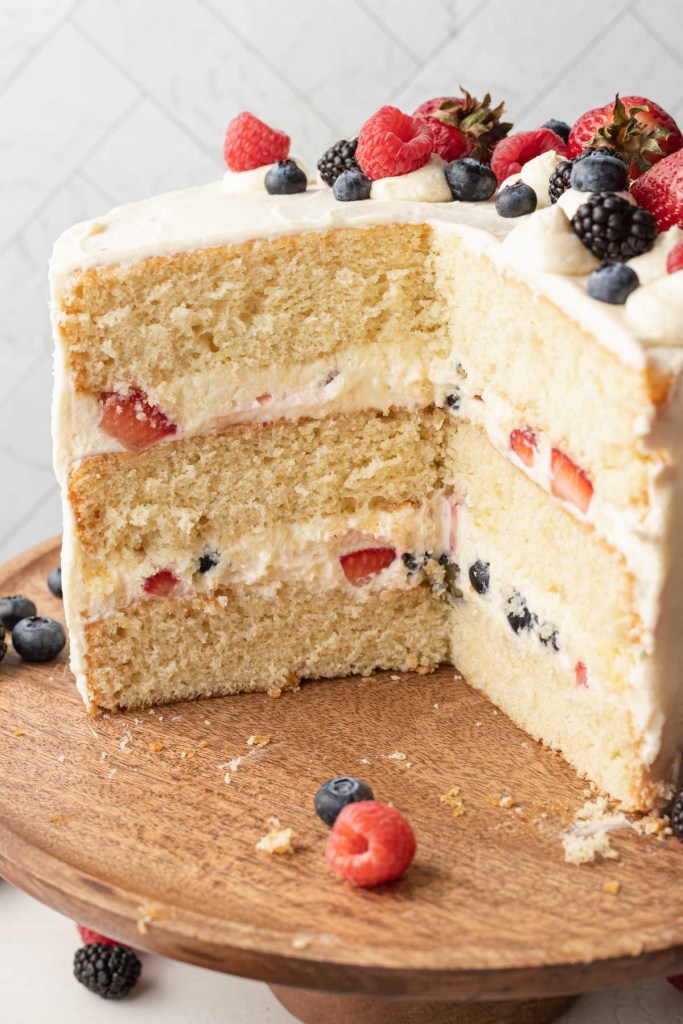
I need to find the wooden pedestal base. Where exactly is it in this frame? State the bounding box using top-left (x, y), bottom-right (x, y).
top-left (270, 986), bottom-right (576, 1024)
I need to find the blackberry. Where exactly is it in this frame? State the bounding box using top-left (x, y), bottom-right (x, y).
top-left (438, 553), bottom-right (463, 599)
top-left (671, 786), bottom-right (683, 842)
top-left (506, 592), bottom-right (533, 634)
top-left (468, 560), bottom-right (490, 595)
top-left (317, 138), bottom-right (359, 186)
top-left (548, 147), bottom-right (626, 204)
top-left (74, 943), bottom-right (141, 999)
top-left (572, 193), bottom-right (657, 262)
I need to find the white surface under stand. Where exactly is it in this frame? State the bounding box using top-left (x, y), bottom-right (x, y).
top-left (1, 882), bottom-right (682, 1024)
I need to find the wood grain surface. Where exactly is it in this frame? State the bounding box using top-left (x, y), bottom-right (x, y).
top-left (1, 538), bottom-right (683, 1004)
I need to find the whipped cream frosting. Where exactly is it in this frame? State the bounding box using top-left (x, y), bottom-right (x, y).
top-left (370, 155), bottom-right (452, 202)
top-left (500, 203), bottom-right (599, 275)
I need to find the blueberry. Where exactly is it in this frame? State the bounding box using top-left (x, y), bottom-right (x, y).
top-left (469, 560), bottom-right (490, 595)
top-left (445, 391), bottom-right (461, 411)
top-left (314, 776), bottom-right (374, 826)
top-left (537, 619), bottom-right (560, 651)
top-left (12, 616), bottom-right (66, 662)
top-left (439, 554), bottom-right (463, 599)
top-left (569, 154), bottom-right (628, 193)
top-left (587, 262), bottom-right (639, 305)
top-left (495, 182), bottom-right (537, 218)
top-left (445, 158), bottom-right (497, 202)
top-left (197, 551), bottom-right (219, 574)
top-left (506, 592), bottom-right (533, 634)
top-left (0, 595), bottom-right (37, 629)
top-left (402, 551), bottom-right (427, 575)
top-left (542, 119), bottom-right (571, 144)
top-left (332, 167), bottom-right (371, 202)
top-left (264, 160), bottom-right (307, 195)
top-left (47, 566), bottom-right (62, 598)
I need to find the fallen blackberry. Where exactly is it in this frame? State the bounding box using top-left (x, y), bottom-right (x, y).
top-left (74, 943), bottom-right (141, 1000)
top-left (317, 138), bottom-right (359, 186)
top-left (548, 146), bottom-right (626, 204)
top-left (572, 192), bottom-right (657, 261)
top-left (671, 786), bottom-right (683, 842)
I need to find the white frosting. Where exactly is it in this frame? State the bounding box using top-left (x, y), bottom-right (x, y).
top-left (499, 204), bottom-right (599, 276)
top-left (520, 149), bottom-right (563, 208)
top-left (370, 155), bottom-right (452, 202)
top-left (558, 187), bottom-right (635, 220)
top-left (628, 226), bottom-right (683, 285)
top-left (626, 274), bottom-right (683, 343)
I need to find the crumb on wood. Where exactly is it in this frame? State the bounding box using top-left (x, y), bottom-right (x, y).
top-left (255, 825), bottom-right (296, 855)
top-left (247, 734), bottom-right (271, 749)
top-left (562, 832), bottom-right (620, 865)
top-left (198, 740), bottom-right (210, 749)
top-left (387, 751), bottom-right (406, 761)
top-left (13, 730), bottom-right (24, 738)
top-left (439, 785), bottom-right (465, 818)
top-left (149, 741), bottom-right (164, 753)
top-left (292, 934), bottom-right (312, 951)
top-left (49, 814), bottom-right (70, 825)
top-left (603, 880), bottom-right (621, 895)
top-left (136, 904), bottom-right (174, 935)
top-left (180, 748), bottom-right (195, 759)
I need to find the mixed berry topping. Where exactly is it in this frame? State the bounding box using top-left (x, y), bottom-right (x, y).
top-left (0, 594), bottom-right (37, 629)
top-left (542, 119), bottom-right (571, 144)
top-left (264, 159), bottom-right (307, 195)
top-left (314, 776), bottom-right (374, 826)
top-left (414, 89), bottom-right (512, 164)
top-left (223, 111), bottom-right (290, 172)
top-left (325, 800), bottom-right (416, 888)
top-left (630, 149), bottom-right (683, 232)
top-left (495, 181), bottom-right (537, 218)
top-left (568, 94), bottom-right (682, 178)
top-left (571, 193), bottom-right (657, 261)
top-left (444, 158), bottom-right (497, 202)
top-left (12, 616), bottom-right (66, 662)
top-left (317, 138), bottom-right (359, 186)
top-left (547, 146), bottom-right (626, 203)
top-left (74, 943), bottom-right (142, 1000)
top-left (339, 546), bottom-right (396, 586)
top-left (587, 262), bottom-right (640, 305)
top-left (333, 167), bottom-right (372, 202)
top-left (490, 127), bottom-right (568, 184)
top-left (570, 153), bottom-right (629, 193)
top-left (356, 106), bottom-right (434, 181)
top-left (99, 388), bottom-right (177, 452)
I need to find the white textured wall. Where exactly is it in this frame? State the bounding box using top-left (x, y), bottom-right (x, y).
top-left (1, 0), bottom-right (682, 563)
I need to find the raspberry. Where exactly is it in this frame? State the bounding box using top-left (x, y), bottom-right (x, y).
top-left (356, 106), bottom-right (433, 181)
top-left (77, 924), bottom-right (128, 948)
top-left (325, 801), bottom-right (416, 887)
top-left (223, 112), bottom-right (290, 172)
top-left (667, 240), bottom-right (683, 274)
top-left (491, 127), bottom-right (568, 184)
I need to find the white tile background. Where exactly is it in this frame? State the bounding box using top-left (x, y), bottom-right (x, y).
top-left (1, 0), bottom-right (682, 563)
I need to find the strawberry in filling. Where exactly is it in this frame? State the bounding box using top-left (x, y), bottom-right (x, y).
top-left (99, 388), bottom-right (177, 451)
top-left (575, 662), bottom-right (588, 688)
top-left (550, 449), bottom-right (593, 514)
top-left (340, 547), bottom-right (397, 587)
top-left (509, 428), bottom-right (537, 468)
top-left (143, 570), bottom-right (180, 597)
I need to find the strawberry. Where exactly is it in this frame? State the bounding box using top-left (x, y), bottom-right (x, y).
top-left (667, 240), bottom-right (683, 274)
top-left (568, 95), bottom-right (682, 178)
top-left (575, 662), bottom-right (588, 689)
top-left (77, 924), bottom-right (129, 949)
top-left (509, 428), bottom-right (538, 468)
top-left (99, 388), bottom-right (177, 452)
top-left (339, 547), bottom-right (396, 586)
top-left (143, 570), bottom-right (179, 597)
top-left (325, 801), bottom-right (416, 887)
top-left (223, 111), bottom-right (290, 172)
top-left (491, 128), bottom-right (568, 184)
top-left (356, 106), bottom-right (433, 181)
top-left (413, 88), bottom-right (512, 164)
top-left (415, 117), bottom-right (467, 162)
top-left (630, 149), bottom-right (683, 232)
top-left (550, 449), bottom-right (593, 514)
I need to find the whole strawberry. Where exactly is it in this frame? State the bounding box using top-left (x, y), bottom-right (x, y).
top-left (568, 95), bottom-right (683, 178)
top-left (356, 106), bottom-right (433, 181)
top-left (630, 149), bottom-right (683, 231)
top-left (413, 88), bottom-right (512, 164)
top-left (223, 111), bottom-right (290, 172)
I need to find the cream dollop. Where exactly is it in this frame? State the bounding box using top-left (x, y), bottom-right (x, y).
top-left (222, 157), bottom-right (310, 195)
top-left (628, 227), bottom-right (683, 285)
top-left (370, 155), bottom-right (452, 203)
top-left (558, 187), bottom-right (635, 220)
top-left (499, 203), bottom-right (599, 276)
top-left (520, 150), bottom-right (563, 208)
top-left (625, 273), bottom-right (683, 344)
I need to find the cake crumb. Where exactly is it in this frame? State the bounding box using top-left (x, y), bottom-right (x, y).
top-left (180, 748), bottom-right (195, 760)
top-left (198, 739), bottom-right (210, 749)
top-left (247, 734), bottom-right (271, 749)
top-left (499, 795), bottom-right (515, 809)
top-left (433, 703), bottom-right (439, 709)
top-left (387, 751), bottom-right (407, 761)
top-left (439, 785), bottom-right (465, 818)
top-left (603, 880), bottom-right (621, 895)
top-left (149, 741), bottom-right (164, 753)
top-left (100, 751), bottom-right (107, 761)
top-left (475, 721), bottom-right (482, 727)
top-left (269, 687), bottom-right (283, 699)
top-left (57, 754), bottom-right (65, 763)
top-left (204, 719), bottom-right (211, 726)
top-left (563, 832), bottom-right (620, 865)
top-left (137, 904), bottom-right (174, 935)
top-left (292, 934), bottom-right (312, 950)
top-left (256, 825), bottom-right (295, 855)
top-left (486, 793), bottom-right (516, 809)
top-left (561, 798), bottom-right (631, 865)
top-left (13, 730), bottom-right (24, 738)
top-left (390, 675), bottom-right (401, 681)
top-left (49, 814), bottom-right (70, 825)
top-left (359, 757), bottom-right (370, 765)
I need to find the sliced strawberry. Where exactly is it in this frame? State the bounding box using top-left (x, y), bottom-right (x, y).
top-left (491, 128), bottom-right (568, 183)
top-left (630, 149), bottom-right (683, 232)
top-left (143, 570), bottom-right (179, 597)
top-left (575, 662), bottom-right (588, 689)
top-left (99, 388), bottom-right (177, 452)
top-left (550, 449), bottom-right (593, 514)
top-left (339, 547), bottom-right (396, 586)
top-left (510, 428), bottom-right (538, 468)
top-left (667, 240), bottom-right (683, 274)
top-left (568, 95), bottom-right (683, 178)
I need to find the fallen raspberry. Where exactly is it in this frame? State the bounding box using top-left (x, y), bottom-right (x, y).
top-left (325, 801), bottom-right (416, 887)
top-left (77, 924), bottom-right (129, 949)
top-left (143, 570), bottom-right (180, 597)
top-left (356, 106), bottom-right (433, 181)
top-left (339, 547), bottom-right (396, 586)
top-left (667, 240), bottom-right (683, 274)
top-left (99, 388), bottom-right (177, 452)
top-left (510, 428), bottom-right (537, 468)
top-left (491, 128), bottom-right (568, 183)
top-left (223, 111), bottom-right (290, 172)
top-left (551, 449), bottom-right (593, 514)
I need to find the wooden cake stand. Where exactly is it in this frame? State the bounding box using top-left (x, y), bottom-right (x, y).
top-left (2, 539), bottom-right (683, 1024)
